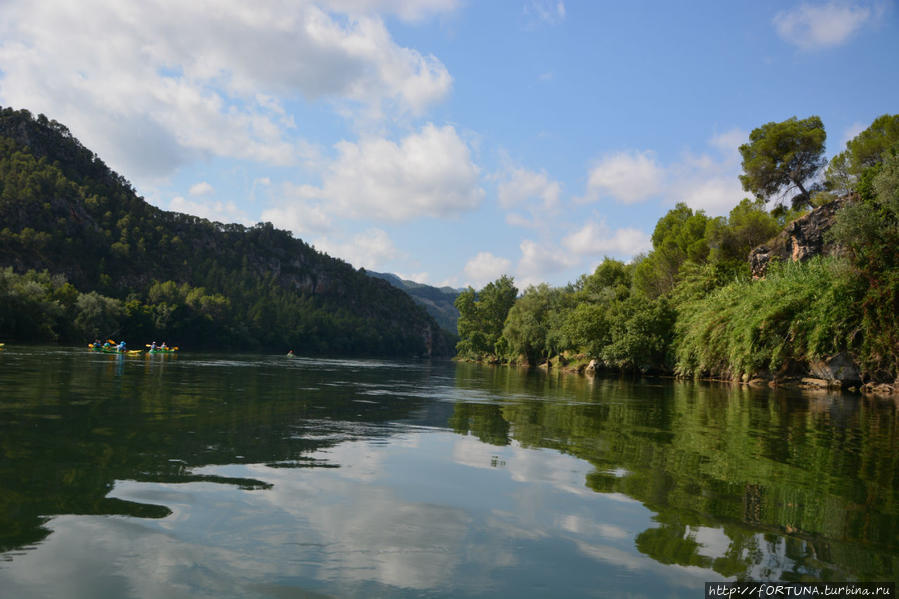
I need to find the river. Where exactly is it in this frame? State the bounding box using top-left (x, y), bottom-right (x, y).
top-left (0, 346), bottom-right (896, 597)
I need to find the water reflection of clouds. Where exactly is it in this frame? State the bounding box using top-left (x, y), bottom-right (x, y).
top-left (558, 514), bottom-right (630, 540)
top-left (246, 462), bottom-right (472, 590)
top-left (2, 431), bottom-right (721, 597)
top-left (689, 525), bottom-right (732, 559)
top-left (450, 435), bottom-right (594, 496)
top-left (574, 539), bottom-right (717, 589)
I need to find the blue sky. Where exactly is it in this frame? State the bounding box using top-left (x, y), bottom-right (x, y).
top-left (1, 1), bottom-right (896, 288)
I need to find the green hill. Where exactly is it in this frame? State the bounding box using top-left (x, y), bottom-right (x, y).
top-left (366, 270), bottom-right (461, 334)
top-left (0, 107), bottom-right (452, 356)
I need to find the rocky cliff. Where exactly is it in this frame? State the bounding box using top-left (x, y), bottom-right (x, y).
top-left (749, 195), bottom-right (851, 278)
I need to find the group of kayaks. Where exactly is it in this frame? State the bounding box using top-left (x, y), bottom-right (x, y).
top-left (88, 340), bottom-right (179, 355)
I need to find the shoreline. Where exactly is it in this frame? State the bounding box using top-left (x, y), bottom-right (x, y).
top-left (454, 355), bottom-right (899, 397)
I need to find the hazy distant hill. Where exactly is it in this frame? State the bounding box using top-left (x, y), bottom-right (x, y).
top-left (0, 106), bottom-right (452, 356)
top-left (366, 271), bottom-right (461, 334)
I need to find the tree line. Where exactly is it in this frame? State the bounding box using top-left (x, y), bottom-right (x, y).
top-left (455, 114), bottom-right (899, 383)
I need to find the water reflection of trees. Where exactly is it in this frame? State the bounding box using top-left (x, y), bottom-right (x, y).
top-left (0, 351), bottom-right (431, 554)
top-left (451, 363), bottom-right (899, 581)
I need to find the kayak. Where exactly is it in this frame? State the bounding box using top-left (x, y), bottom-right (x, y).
top-left (148, 348), bottom-right (177, 354)
top-left (88, 344), bottom-right (142, 355)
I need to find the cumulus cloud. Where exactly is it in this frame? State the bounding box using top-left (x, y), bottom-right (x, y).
top-left (515, 240), bottom-right (577, 287)
top-left (314, 228), bottom-right (401, 269)
top-left (582, 151), bottom-right (664, 204)
top-left (463, 252), bottom-right (513, 288)
top-left (0, 0), bottom-right (453, 184)
top-left (669, 128), bottom-right (748, 215)
top-left (496, 165), bottom-right (561, 228)
top-left (327, 0), bottom-right (460, 22)
top-left (169, 195), bottom-right (250, 225)
top-left (260, 182), bottom-right (334, 235)
top-left (497, 167), bottom-right (561, 210)
top-left (189, 182), bottom-right (214, 196)
top-left (562, 222), bottom-right (651, 257)
top-left (773, 1), bottom-right (881, 50)
top-left (575, 128), bottom-right (747, 219)
top-left (310, 124), bottom-right (483, 221)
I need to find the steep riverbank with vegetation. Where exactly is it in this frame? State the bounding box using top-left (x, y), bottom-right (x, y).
top-left (454, 114), bottom-right (899, 393)
top-left (0, 107), bottom-right (452, 356)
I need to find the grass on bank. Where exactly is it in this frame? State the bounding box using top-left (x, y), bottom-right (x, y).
top-left (674, 257), bottom-right (862, 379)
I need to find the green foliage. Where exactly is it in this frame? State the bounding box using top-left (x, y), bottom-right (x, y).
top-left (74, 291), bottom-right (124, 339)
top-left (828, 150), bottom-right (899, 380)
top-left (501, 283), bottom-right (570, 363)
top-left (0, 268), bottom-right (67, 341)
top-left (563, 258), bottom-right (633, 360)
top-left (739, 116), bottom-right (826, 209)
top-left (633, 203), bottom-right (711, 297)
top-left (674, 258), bottom-right (862, 378)
top-left (826, 114), bottom-right (899, 194)
top-left (601, 296), bottom-right (675, 371)
top-left (455, 275), bottom-right (518, 358)
top-left (705, 198), bottom-right (781, 273)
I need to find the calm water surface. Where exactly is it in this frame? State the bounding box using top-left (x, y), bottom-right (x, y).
top-left (0, 346), bottom-right (896, 598)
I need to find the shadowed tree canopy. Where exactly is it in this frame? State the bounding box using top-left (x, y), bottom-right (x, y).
top-left (739, 116), bottom-right (826, 210)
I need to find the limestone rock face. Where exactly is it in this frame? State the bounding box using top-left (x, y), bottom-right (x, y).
top-left (749, 195), bottom-right (851, 279)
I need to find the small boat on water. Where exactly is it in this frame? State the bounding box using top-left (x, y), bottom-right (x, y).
top-left (88, 342), bottom-right (142, 355)
top-left (148, 348), bottom-right (178, 354)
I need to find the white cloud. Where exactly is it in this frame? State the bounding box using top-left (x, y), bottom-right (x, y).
top-left (312, 124), bottom-right (483, 221)
top-left (840, 121), bottom-right (867, 148)
top-left (169, 195), bottom-right (250, 224)
top-left (583, 151), bottom-right (664, 204)
top-left (669, 128), bottom-right (748, 216)
top-left (497, 167), bottom-right (561, 210)
top-left (326, 0), bottom-right (460, 22)
top-left (524, 1), bottom-right (567, 26)
top-left (189, 181), bottom-right (214, 196)
top-left (0, 0), bottom-right (453, 184)
top-left (463, 252), bottom-right (513, 288)
top-left (671, 175), bottom-right (746, 215)
top-left (515, 240), bottom-right (577, 287)
top-left (708, 128), bottom-right (747, 162)
top-left (496, 165), bottom-right (561, 228)
top-left (395, 271), bottom-right (431, 284)
top-left (562, 222), bottom-right (651, 257)
top-left (261, 182), bottom-right (334, 235)
top-left (773, 2), bottom-right (879, 50)
top-left (314, 228), bottom-right (401, 269)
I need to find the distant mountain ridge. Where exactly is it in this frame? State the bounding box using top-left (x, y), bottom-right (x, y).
top-left (0, 106), bottom-right (452, 356)
top-left (366, 270), bottom-right (461, 334)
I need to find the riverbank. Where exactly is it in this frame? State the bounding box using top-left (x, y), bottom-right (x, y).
top-left (454, 352), bottom-right (899, 397)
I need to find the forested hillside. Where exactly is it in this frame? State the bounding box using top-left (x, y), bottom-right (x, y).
top-left (455, 114), bottom-right (899, 387)
top-left (0, 107), bottom-right (452, 356)
top-left (366, 270), bottom-right (460, 334)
